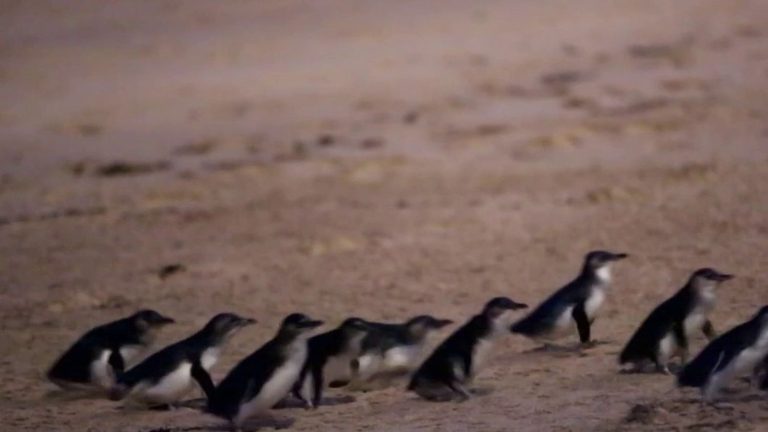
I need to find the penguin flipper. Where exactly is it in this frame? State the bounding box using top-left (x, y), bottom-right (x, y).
top-left (572, 303), bottom-right (591, 344)
top-left (672, 321), bottom-right (689, 361)
top-left (702, 320), bottom-right (717, 340)
top-left (191, 361), bottom-right (216, 401)
top-left (310, 364), bottom-right (323, 408)
top-left (108, 350), bottom-right (126, 377)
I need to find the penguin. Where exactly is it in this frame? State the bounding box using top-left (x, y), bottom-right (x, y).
top-left (351, 315), bottom-right (454, 386)
top-left (293, 317), bottom-right (371, 408)
top-left (110, 313), bottom-right (255, 408)
top-left (678, 305), bottom-right (768, 402)
top-left (47, 309), bottom-right (174, 391)
top-left (208, 313), bottom-right (323, 430)
top-left (408, 297), bottom-right (527, 402)
top-left (619, 268), bottom-right (731, 374)
top-left (511, 250), bottom-right (628, 346)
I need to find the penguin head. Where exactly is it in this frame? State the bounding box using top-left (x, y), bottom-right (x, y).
top-left (584, 250), bottom-right (628, 268)
top-left (339, 317), bottom-right (371, 334)
top-left (482, 297), bottom-right (528, 319)
top-left (690, 268), bottom-right (733, 285)
top-left (132, 309), bottom-right (175, 331)
top-left (584, 250), bottom-right (628, 280)
top-left (280, 313), bottom-right (324, 338)
top-left (404, 315), bottom-right (454, 338)
top-left (204, 313), bottom-right (257, 341)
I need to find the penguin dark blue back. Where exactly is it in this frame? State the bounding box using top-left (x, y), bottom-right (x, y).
top-left (409, 297), bottom-right (527, 402)
top-left (619, 268), bottom-right (730, 373)
top-left (47, 309), bottom-right (174, 391)
top-left (511, 250), bottom-right (628, 346)
top-left (111, 312), bottom-right (255, 407)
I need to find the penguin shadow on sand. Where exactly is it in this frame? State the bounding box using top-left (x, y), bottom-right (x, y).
top-left (142, 416), bottom-right (296, 432)
top-left (521, 339), bottom-right (614, 357)
top-left (273, 392), bottom-right (356, 410)
top-left (44, 386), bottom-right (110, 402)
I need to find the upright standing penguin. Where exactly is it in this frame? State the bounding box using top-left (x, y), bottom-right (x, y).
top-left (293, 317), bottom-right (371, 408)
top-left (352, 315), bottom-right (453, 385)
top-left (619, 268), bottom-right (731, 373)
top-left (208, 313), bottom-right (323, 430)
top-left (408, 297), bottom-right (527, 402)
top-left (678, 306), bottom-right (768, 402)
top-left (511, 250), bottom-right (628, 346)
top-left (47, 309), bottom-right (175, 391)
top-left (110, 313), bottom-right (255, 408)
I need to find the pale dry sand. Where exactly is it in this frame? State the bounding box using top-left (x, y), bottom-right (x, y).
top-left (1, 1), bottom-right (768, 431)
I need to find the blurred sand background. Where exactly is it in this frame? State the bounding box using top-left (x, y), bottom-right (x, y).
top-left (1, 1), bottom-right (768, 431)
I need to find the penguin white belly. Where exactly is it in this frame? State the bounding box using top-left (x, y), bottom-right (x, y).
top-left (200, 347), bottom-right (220, 370)
top-left (584, 289), bottom-right (606, 319)
top-left (729, 331), bottom-right (768, 375)
top-left (472, 338), bottom-right (495, 377)
top-left (90, 350), bottom-right (115, 388)
top-left (235, 350), bottom-right (307, 426)
top-left (382, 345), bottom-right (421, 372)
top-left (683, 312), bottom-right (707, 337)
top-left (547, 305), bottom-right (576, 339)
top-left (119, 345), bottom-right (145, 366)
top-left (657, 332), bottom-right (677, 362)
top-left (353, 352), bottom-right (381, 381)
top-left (135, 362), bottom-right (194, 405)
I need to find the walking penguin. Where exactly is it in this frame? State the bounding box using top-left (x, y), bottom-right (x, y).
top-left (110, 313), bottom-right (255, 408)
top-left (619, 268), bottom-right (731, 373)
top-left (208, 313), bottom-right (323, 430)
top-left (511, 250), bottom-right (628, 346)
top-left (408, 297), bottom-right (527, 402)
top-left (47, 309), bottom-right (174, 391)
top-left (678, 306), bottom-right (768, 402)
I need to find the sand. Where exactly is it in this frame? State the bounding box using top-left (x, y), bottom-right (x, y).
top-left (1, 1), bottom-right (768, 431)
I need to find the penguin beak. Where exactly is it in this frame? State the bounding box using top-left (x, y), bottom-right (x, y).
top-left (499, 299), bottom-right (528, 310)
top-left (157, 316), bottom-right (176, 325)
top-left (714, 273), bottom-right (734, 282)
top-left (610, 253), bottom-right (629, 261)
top-left (434, 319), bottom-right (454, 328)
top-left (299, 319), bottom-right (324, 329)
top-left (508, 301), bottom-right (528, 310)
top-left (239, 317), bottom-right (257, 327)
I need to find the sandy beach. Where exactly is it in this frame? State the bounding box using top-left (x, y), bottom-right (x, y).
top-left (1, 1), bottom-right (768, 431)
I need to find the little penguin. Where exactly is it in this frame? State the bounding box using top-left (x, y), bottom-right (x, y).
top-left (293, 317), bottom-right (371, 408)
top-left (351, 315), bottom-right (454, 385)
top-left (47, 309), bottom-right (174, 391)
top-left (110, 313), bottom-right (255, 408)
top-left (208, 313), bottom-right (323, 430)
top-left (511, 250), bottom-right (628, 346)
top-left (619, 268), bottom-right (731, 374)
top-left (408, 297), bottom-right (527, 402)
top-left (678, 305), bottom-right (768, 402)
